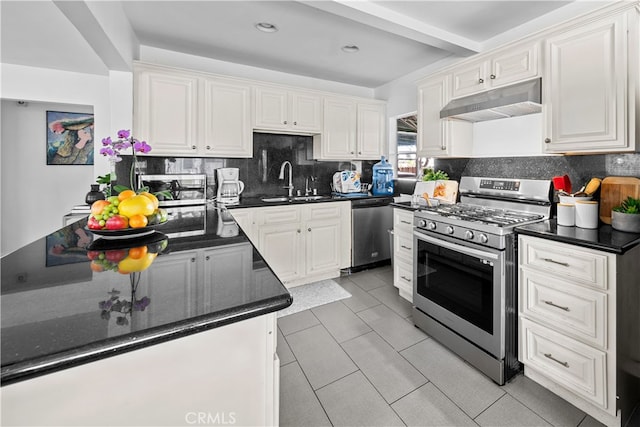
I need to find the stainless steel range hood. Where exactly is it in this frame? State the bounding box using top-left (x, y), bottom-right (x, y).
top-left (440, 78), bottom-right (542, 122)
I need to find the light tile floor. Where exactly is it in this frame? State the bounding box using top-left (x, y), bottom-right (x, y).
top-left (277, 265), bottom-right (607, 427)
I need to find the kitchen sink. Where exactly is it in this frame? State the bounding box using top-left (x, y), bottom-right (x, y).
top-left (291, 195), bottom-right (331, 201)
top-left (261, 197), bottom-right (290, 202)
top-left (260, 195), bottom-right (332, 203)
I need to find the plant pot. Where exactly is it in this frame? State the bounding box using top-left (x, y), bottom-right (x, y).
top-left (85, 184), bottom-right (105, 205)
top-left (611, 210), bottom-right (640, 233)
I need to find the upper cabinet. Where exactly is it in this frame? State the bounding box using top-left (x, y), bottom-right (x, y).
top-left (314, 97), bottom-right (386, 160)
top-left (417, 73), bottom-right (472, 157)
top-left (451, 42), bottom-right (540, 98)
top-left (543, 9), bottom-right (638, 153)
top-left (134, 63), bottom-right (253, 158)
top-left (253, 86), bottom-right (322, 133)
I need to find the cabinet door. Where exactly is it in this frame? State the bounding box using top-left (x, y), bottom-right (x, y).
top-left (490, 42), bottom-right (539, 88)
top-left (135, 68), bottom-right (199, 155)
top-left (203, 243), bottom-right (253, 307)
top-left (290, 91), bottom-right (322, 132)
top-left (543, 13), bottom-right (628, 152)
top-left (137, 251), bottom-right (199, 325)
top-left (356, 103), bottom-right (385, 159)
top-left (203, 79), bottom-right (252, 157)
top-left (229, 208), bottom-right (256, 243)
top-left (451, 59), bottom-right (488, 98)
top-left (305, 218), bottom-right (341, 276)
top-left (258, 223), bottom-right (304, 285)
top-left (320, 97), bottom-right (357, 159)
top-left (254, 86), bottom-right (288, 130)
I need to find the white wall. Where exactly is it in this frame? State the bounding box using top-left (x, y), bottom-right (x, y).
top-left (0, 64), bottom-right (113, 255)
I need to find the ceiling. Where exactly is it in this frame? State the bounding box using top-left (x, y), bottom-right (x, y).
top-left (1, 0), bottom-right (610, 88)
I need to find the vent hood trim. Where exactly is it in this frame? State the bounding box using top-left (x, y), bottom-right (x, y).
top-left (440, 78), bottom-right (542, 123)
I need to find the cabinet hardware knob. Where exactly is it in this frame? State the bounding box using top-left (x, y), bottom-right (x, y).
top-left (358, 151), bottom-right (362, 155)
top-left (297, 229), bottom-right (301, 233)
top-left (308, 228), bottom-right (311, 232)
top-left (351, 151), bottom-right (354, 154)
top-left (191, 145), bottom-right (197, 150)
top-left (544, 138), bottom-right (551, 143)
top-left (542, 258), bottom-right (568, 267)
top-left (191, 258), bottom-right (196, 262)
top-left (206, 145), bottom-right (211, 150)
top-left (294, 121), bottom-right (297, 125)
top-left (478, 78), bottom-right (484, 83)
top-left (544, 353), bottom-right (569, 368)
top-left (441, 145), bottom-right (446, 150)
top-left (205, 256), bottom-right (210, 261)
top-left (284, 120), bottom-right (288, 125)
top-left (490, 74), bottom-right (496, 79)
top-left (543, 300), bottom-right (570, 311)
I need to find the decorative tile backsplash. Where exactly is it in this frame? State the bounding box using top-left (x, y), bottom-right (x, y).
top-left (116, 133), bottom-right (377, 199)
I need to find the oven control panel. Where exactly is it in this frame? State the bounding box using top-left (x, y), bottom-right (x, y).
top-left (479, 179), bottom-right (520, 191)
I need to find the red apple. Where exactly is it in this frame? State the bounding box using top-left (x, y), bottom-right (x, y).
top-left (105, 215), bottom-right (129, 230)
top-left (87, 216), bottom-right (102, 230)
top-left (105, 249), bottom-right (128, 263)
top-left (86, 250), bottom-right (101, 260)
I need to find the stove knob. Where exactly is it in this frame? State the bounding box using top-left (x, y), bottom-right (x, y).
top-left (479, 233), bottom-right (489, 243)
top-left (418, 219), bottom-right (427, 228)
top-left (427, 221), bottom-right (437, 230)
top-left (446, 226), bottom-right (454, 234)
top-left (465, 230), bottom-right (474, 240)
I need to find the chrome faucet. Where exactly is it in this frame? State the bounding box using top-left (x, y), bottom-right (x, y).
top-left (305, 176), bottom-right (316, 196)
top-left (279, 161), bottom-right (294, 197)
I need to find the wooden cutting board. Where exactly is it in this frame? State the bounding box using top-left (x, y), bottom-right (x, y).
top-left (599, 176), bottom-right (640, 224)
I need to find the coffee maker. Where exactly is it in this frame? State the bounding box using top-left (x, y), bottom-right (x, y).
top-left (216, 168), bottom-right (245, 205)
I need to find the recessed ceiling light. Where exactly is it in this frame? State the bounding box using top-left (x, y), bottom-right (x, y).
top-left (341, 45), bottom-right (360, 53)
top-left (255, 22), bottom-right (278, 33)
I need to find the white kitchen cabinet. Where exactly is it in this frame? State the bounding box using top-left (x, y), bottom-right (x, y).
top-left (203, 242), bottom-right (254, 306)
top-left (392, 208), bottom-right (414, 302)
top-left (229, 207), bottom-right (257, 243)
top-left (451, 41), bottom-right (540, 98)
top-left (248, 202), bottom-right (350, 288)
top-left (417, 73), bottom-right (472, 157)
top-left (315, 97), bottom-right (385, 160)
top-left (134, 63), bottom-right (253, 158)
top-left (253, 86), bottom-right (322, 133)
top-left (518, 235), bottom-right (618, 425)
top-left (543, 9), bottom-right (638, 153)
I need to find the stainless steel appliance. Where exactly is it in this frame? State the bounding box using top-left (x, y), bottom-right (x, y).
top-left (412, 177), bottom-right (552, 385)
top-left (351, 196), bottom-right (393, 269)
top-left (216, 168), bottom-right (245, 205)
top-left (139, 174), bottom-right (207, 207)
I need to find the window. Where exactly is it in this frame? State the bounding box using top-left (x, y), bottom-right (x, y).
top-left (396, 115), bottom-right (417, 178)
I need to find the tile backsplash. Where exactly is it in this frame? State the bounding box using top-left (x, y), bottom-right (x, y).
top-left (116, 133), bottom-right (377, 199)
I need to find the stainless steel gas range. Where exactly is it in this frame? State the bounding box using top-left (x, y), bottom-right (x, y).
top-left (412, 177), bottom-right (552, 385)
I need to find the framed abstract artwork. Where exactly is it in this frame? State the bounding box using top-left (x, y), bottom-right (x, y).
top-left (46, 110), bottom-right (94, 165)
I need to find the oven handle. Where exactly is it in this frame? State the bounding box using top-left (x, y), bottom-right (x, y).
top-left (413, 231), bottom-right (499, 261)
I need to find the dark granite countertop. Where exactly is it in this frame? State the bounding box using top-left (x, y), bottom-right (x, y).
top-left (226, 193), bottom-right (392, 209)
top-left (516, 219), bottom-right (640, 254)
top-left (1, 205), bottom-right (292, 386)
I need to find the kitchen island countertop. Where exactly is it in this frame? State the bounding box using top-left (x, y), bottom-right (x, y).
top-left (0, 206), bottom-right (292, 386)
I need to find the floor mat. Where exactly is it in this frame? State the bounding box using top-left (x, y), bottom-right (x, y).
top-left (278, 279), bottom-right (351, 318)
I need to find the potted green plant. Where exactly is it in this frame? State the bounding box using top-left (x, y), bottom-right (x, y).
top-left (611, 196), bottom-right (640, 233)
top-left (422, 168), bottom-right (449, 181)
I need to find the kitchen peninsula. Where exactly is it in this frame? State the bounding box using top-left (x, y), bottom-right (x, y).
top-left (1, 206), bottom-right (291, 426)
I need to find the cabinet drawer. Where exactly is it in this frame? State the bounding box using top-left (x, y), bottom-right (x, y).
top-left (305, 203), bottom-right (342, 221)
top-left (520, 269), bottom-right (607, 349)
top-left (259, 206), bottom-right (301, 225)
top-left (393, 258), bottom-right (413, 302)
top-left (394, 231), bottom-right (413, 263)
top-left (520, 318), bottom-right (607, 408)
top-left (519, 236), bottom-right (611, 290)
top-left (394, 209), bottom-right (414, 232)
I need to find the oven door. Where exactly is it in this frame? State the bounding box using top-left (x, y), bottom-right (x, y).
top-left (413, 230), bottom-right (505, 358)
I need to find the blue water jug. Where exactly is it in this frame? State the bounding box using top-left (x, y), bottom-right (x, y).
top-left (372, 156), bottom-right (394, 196)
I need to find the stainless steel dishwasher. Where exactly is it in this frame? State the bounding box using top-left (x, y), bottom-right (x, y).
top-left (351, 197), bottom-right (394, 269)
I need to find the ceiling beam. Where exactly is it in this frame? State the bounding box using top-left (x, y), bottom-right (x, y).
top-left (299, 0), bottom-right (481, 56)
top-left (53, 1), bottom-right (135, 71)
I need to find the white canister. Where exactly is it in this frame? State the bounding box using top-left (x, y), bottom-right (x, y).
top-left (575, 201), bottom-right (599, 229)
top-left (557, 203), bottom-right (575, 227)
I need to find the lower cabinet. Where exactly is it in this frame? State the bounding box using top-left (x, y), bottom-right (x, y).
top-left (392, 208), bottom-right (414, 302)
top-left (518, 235), bottom-right (617, 425)
top-left (231, 202), bottom-right (350, 288)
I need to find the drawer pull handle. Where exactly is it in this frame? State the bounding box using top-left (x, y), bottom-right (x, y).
top-left (401, 245), bottom-right (411, 250)
top-left (543, 300), bottom-right (570, 311)
top-left (544, 353), bottom-right (569, 368)
top-left (401, 275), bottom-right (411, 282)
top-left (401, 220), bottom-right (411, 225)
top-left (542, 258), bottom-right (569, 267)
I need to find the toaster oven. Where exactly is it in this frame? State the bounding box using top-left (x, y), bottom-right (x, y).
top-left (138, 174), bottom-right (207, 207)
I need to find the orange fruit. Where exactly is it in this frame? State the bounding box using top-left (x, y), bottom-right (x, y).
top-left (90, 200), bottom-right (110, 216)
top-left (128, 246), bottom-right (148, 259)
top-left (118, 195), bottom-right (155, 217)
top-left (90, 261), bottom-right (104, 272)
top-left (128, 214), bottom-right (148, 228)
top-left (118, 189), bottom-right (136, 201)
top-left (139, 192), bottom-right (159, 210)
